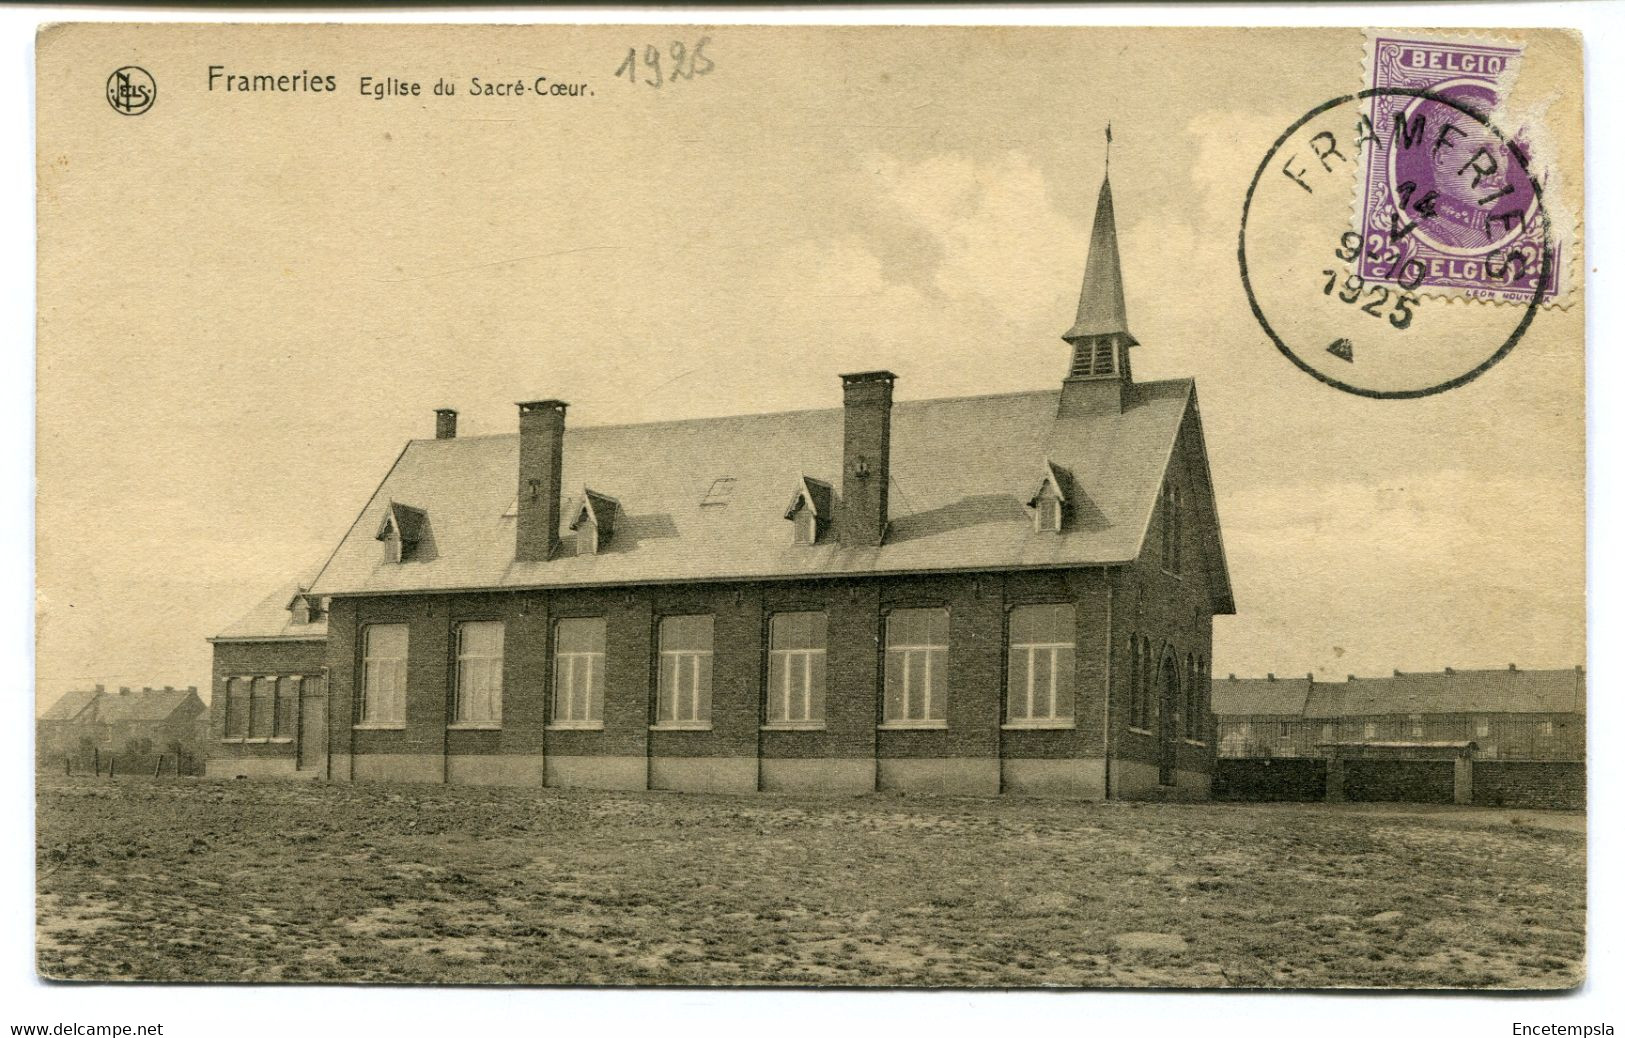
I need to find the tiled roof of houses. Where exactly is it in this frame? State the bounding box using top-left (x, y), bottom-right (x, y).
top-left (1217, 667), bottom-right (1586, 719)
top-left (91, 687), bottom-right (204, 724)
top-left (38, 688), bottom-right (100, 722)
top-left (211, 581), bottom-right (329, 642)
top-left (1211, 676), bottom-right (1313, 718)
top-left (308, 380), bottom-right (1233, 611)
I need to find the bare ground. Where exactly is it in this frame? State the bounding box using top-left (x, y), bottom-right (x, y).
top-left (34, 775), bottom-right (1584, 987)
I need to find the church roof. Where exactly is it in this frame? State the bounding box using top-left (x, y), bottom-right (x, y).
top-left (210, 578), bottom-right (330, 642)
top-left (1063, 176), bottom-right (1135, 344)
top-left (308, 380), bottom-right (1233, 613)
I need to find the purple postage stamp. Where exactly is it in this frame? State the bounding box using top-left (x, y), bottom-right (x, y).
top-left (1356, 34), bottom-right (1559, 304)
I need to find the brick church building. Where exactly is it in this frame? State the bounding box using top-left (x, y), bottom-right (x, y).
top-left (209, 170), bottom-right (1234, 798)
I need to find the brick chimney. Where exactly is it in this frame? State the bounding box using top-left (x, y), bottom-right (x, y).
top-left (516, 400), bottom-right (567, 562)
top-left (435, 408), bottom-right (458, 440)
top-left (836, 371), bottom-right (896, 548)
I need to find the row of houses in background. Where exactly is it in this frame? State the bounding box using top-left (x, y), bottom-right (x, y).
top-left (36, 685), bottom-right (209, 774)
top-left (1210, 667), bottom-right (1585, 808)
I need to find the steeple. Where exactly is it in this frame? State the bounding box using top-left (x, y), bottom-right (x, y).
top-left (1059, 148), bottom-right (1138, 418)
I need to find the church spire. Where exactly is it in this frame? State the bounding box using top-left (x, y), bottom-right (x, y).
top-left (1058, 133), bottom-right (1137, 418)
top-left (1063, 173), bottom-right (1137, 349)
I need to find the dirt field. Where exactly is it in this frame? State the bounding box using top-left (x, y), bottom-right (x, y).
top-left (34, 775), bottom-right (1584, 987)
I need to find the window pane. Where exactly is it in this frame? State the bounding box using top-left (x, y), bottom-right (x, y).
top-left (884, 652), bottom-right (906, 721)
top-left (557, 617), bottom-right (605, 653)
top-left (661, 614), bottom-right (712, 653)
top-left (695, 655), bottom-right (712, 721)
top-left (1007, 651), bottom-right (1029, 721)
top-left (926, 648), bottom-right (947, 720)
top-left (275, 677), bottom-right (299, 737)
top-left (1031, 649), bottom-right (1054, 718)
top-left (807, 653), bottom-right (826, 723)
top-left (586, 655), bottom-right (603, 721)
top-left (367, 623), bottom-right (407, 658)
top-left (461, 620), bottom-right (504, 657)
top-left (363, 624), bottom-right (408, 724)
top-left (658, 654), bottom-right (679, 721)
top-left (1010, 603), bottom-right (1073, 646)
top-left (772, 611), bottom-right (825, 651)
top-left (905, 652), bottom-right (926, 719)
top-left (250, 677), bottom-right (274, 738)
top-left (226, 678), bottom-right (250, 738)
top-left (1055, 647), bottom-right (1075, 720)
top-left (888, 608), bottom-right (947, 647)
top-left (767, 654), bottom-right (788, 722)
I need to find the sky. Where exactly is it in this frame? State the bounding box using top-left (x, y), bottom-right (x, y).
top-left (34, 24), bottom-right (1585, 705)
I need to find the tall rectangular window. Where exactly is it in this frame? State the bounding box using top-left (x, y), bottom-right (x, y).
top-left (658, 615), bottom-right (713, 726)
top-left (768, 611), bottom-right (826, 724)
top-left (455, 621), bottom-right (504, 724)
top-left (225, 677), bottom-right (250, 739)
top-left (885, 608), bottom-right (948, 724)
top-left (361, 623), bottom-right (408, 724)
top-left (1006, 604), bottom-right (1075, 724)
top-left (552, 617), bottom-right (605, 725)
top-left (275, 676), bottom-right (299, 738)
top-left (249, 676), bottom-right (274, 738)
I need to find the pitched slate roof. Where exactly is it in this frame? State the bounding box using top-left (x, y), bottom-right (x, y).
top-left (1211, 676), bottom-right (1314, 718)
top-left (1218, 668), bottom-right (1586, 719)
top-left (90, 688), bottom-right (204, 724)
top-left (309, 380), bottom-right (1232, 611)
top-left (38, 688), bottom-right (100, 722)
top-left (210, 581), bottom-right (329, 642)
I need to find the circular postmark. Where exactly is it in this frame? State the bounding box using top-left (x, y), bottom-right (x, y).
top-left (106, 66), bottom-right (156, 116)
top-left (1238, 87), bottom-right (1551, 399)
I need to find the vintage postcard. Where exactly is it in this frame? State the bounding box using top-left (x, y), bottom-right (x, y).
top-left (35, 24), bottom-right (1585, 988)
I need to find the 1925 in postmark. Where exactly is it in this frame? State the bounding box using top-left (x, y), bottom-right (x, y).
top-left (1239, 85), bottom-right (1554, 399)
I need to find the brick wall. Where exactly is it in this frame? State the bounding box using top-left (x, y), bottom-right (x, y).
top-left (210, 638), bottom-right (326, 765)
top-left (319, 564), bottom-right (1190, 787)
top-left (1344, 759), bottom-right (1455, 804)
top-left (1212, 758), bottom-right (1327, 801)
top-left (1111, 410), bottom-right (1218, 785)
top-left (1472, 761), bottom-right (1585, 810)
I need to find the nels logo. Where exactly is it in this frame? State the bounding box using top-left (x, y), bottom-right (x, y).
top-left (106, 66), bottom-right (156, 116)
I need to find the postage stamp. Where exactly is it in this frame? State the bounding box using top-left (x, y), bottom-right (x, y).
top-left (1355, 33), bottom-right (1561, 305)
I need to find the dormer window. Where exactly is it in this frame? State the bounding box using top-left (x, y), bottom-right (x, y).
top-left (784, 476), bottom-right (833, 546)
top-left (375, 501), bottom-right (427, 563)
top-left (569, 488), bottom-right (620, 557)
top-left (286, 590), bottom-right (324, 626)
top-left (1026, 460), bottom-right (1073, 534)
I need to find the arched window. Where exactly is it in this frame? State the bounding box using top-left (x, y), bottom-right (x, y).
top-left (1143, 637), bottom-right (1155, 728)
top-left (1184, 655), bottom-right (1198, 737)
top-left (1126, 634), bottom-right (1141, 728)
top-left (1172, 488), bottom-right (1184, 575)
top-left (1161, 485), bottom-right (1174, 571)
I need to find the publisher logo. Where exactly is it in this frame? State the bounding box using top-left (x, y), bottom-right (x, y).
top-left (106, 67), bottom-right (156, 116)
